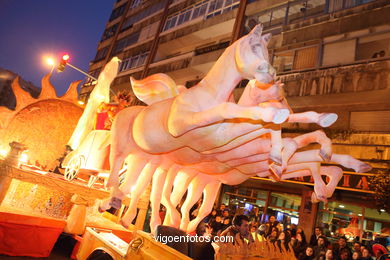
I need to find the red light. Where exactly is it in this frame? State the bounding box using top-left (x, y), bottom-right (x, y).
top-left (62, 54), bottom-right (70, 61)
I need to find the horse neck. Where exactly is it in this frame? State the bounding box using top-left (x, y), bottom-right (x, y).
top-left (200, 43), bottom-right (243, 102)
top-left (237, 85), bottom-right (257, 106)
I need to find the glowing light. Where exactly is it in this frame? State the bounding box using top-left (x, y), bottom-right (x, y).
top-left (0, 149), bottom-right (8, 158)
top-left (339, 204), bottom-right (345, 208)
top-left (20, 153), bottom-right (28, 164)
top-left (78, 100), bottom-right (85, 105)
top-left (358, 213), bottom-right (362, 216)
top-left (62, 54), bottom-right (70, 61)
top-left (46, 57), bottom-right (55, 66)
top-left (380, 209), bottom-right (385, 212)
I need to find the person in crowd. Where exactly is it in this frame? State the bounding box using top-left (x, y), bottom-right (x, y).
top-left (204, 208), bottom-right (217, 223)
top-left (265, 215), bottom-right (281, 237)
top-left (299, 245), bottom-right (315, 260)
top-left (352, 251), bottom-right (360, 260)
top-left (314, 236), bottom-right (328, 259)
top-left (221, 208), bottom-right (230, 220)
top-left (353, 242), bottom-right (361, 255)
top-left (293, 230), bottom-right (308, 258)
top-left (339, 249), bottom-right (350, 260)
top-left (291, 224), bottom-right (298, 238)
top-left (324, 249), bottom-right (334, 260)
top-left (195, 222), bottom-right (212, 237)
top-left (210, 215), bottom-right (223, 236)
top-left (218, 203), bottom-right (226, 214)
top-left (268, 227), bottom-right (279, 243)
top-left (310, 227), bottom-right (324, 246)
top-left (220, 215), bottom-right (254, 245)
top-left (277, 230), bottom-right (292, 251)
top-left (221, 217), bottom-right (231, 232)
top-left (250, 224), bottom-right (257, 233)
top-left (249, 207), bottom-right (261, 226)
top-left (333, 236), bottom-right (352, 260)
top-left (360, 248), bottom-right (373, 260)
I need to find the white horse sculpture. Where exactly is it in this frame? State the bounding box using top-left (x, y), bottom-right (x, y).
top-left (99, 25), bottom-right (371, 234)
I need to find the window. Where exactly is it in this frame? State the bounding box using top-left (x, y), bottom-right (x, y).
top-left (119, 52), bottom-right (149, 72)
top-left (111, 32), bottom-right (140, 56)
top-left (322, 39), bottom-right (356, 66)
top-left (101, 23), bottom-right (119, 41)
top-left (356, 32), bottom-right (390, 60)
top-left (293, 46), bottom-right (318, 70)
top-left (121, 1), bottom-right (165, 32)
top-left (163, 0), bottom-right (239, 31)
top-left (316, 201), bottom-right (390, 242)
top-left (94, 47), bottom-right (109, 62)
top-left (109, 4), bottom-right (126, 22)
top-left (269, 192), bottom-right (301, 211)
top-left (130, 0), bottom-right (142, 9)
top-left (273, 51), bottom-right (294, 72)
top-left (328, 0), bottom-right (374, 12)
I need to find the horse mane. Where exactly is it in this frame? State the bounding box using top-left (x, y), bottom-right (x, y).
top-left (130, 73), bottom-right (181, 105)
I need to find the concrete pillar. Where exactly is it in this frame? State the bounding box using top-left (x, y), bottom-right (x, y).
top-left (298, 190), bottom-right (318, 238)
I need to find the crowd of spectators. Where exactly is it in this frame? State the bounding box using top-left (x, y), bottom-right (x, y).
top-left (187, 203), bottom-right (389, 260)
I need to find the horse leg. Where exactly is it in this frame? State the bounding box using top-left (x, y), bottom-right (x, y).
top-left (165, 168), bottom-right (198, 228)
top-left (269, 126), bottom-right (283, 165)
top-left (150, 163), bottom-right (172, 233)
top-left (330, 154), bottom-right (372, 172)
top-left (281, 165), bottom-right (343, 202)
top-left (161, 164), bottom-right (182, 226)
top-left (281, 162), bottom-right (328, 202)
top-left (288, 111), bottom-right (338, 128)
top-left (187, 181), bottom-right (221, 233)
top-left (168, 102), bottom-right (290, 137)
top-left (99, 154), bottom-right (147, 212)
top-left (121, 159), bottom-right (160, 228)
top-left (285, 150), bottom-right (371, 173)
top-left (179, 174), bottom-right (210, 231)
top-left (297, 130), bottom-right (332, 162)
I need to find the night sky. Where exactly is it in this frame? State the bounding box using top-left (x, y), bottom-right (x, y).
top-left (0, 0), bottom-right (114, 96)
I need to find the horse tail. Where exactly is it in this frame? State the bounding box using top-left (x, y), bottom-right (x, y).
top-left (130, 73), bottom-right (180, 105)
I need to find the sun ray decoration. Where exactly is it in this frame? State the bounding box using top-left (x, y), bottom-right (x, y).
top-left (0, 73), bottom-right (83, 170)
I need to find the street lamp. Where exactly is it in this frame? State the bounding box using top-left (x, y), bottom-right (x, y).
top-left (44, 56), bottom-right (56, 73)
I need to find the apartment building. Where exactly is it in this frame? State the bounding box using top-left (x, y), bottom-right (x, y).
top-left (84, 0), bottom-right (390, 239)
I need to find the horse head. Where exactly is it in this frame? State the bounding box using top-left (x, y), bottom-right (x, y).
top-left (235, 24), bottom-right (275, 84)
top-left (248, 80), bottom-right (285, 104)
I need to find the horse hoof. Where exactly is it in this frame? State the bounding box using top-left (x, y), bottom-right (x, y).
top-left (269, 153), bottom-right (282, 166)
top-left (319, 149), bottom-right (331, 162)
top-left (319, 113), bottom-right (338, 127)
top-left (311, 192), bottom-right (320, 203)
top-left (357, 163), bottom-right (372, 173)
top-left (269, 163), bottom-right (281, 181)
top-left (120, 219), bottom-right (130, 229)
top-left (272, 109), bottom-right (290, 124)
top-left (109, 197), bottom-right (123, 210)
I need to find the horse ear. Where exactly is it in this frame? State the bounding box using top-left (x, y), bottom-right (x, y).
top-left (251, 24), bottom-right (263, 37)
top-left (262, 33), bottom-right (272, 45)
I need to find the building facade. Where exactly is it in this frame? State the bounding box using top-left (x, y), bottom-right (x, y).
top-left (84, 0), bottom-right (390, 242)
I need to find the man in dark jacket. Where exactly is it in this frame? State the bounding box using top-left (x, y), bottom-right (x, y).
top-left (333, 236), bottom-right (352, 260)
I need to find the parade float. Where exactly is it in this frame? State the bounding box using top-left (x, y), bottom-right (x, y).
top-left (0, 24), bottom-right (372, 259)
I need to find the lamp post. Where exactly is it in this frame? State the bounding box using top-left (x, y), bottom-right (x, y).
top-left (57, 54), bottom-right (97, 81)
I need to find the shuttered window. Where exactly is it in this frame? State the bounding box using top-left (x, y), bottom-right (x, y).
top-left (293, 46), bottom-right (318, 70)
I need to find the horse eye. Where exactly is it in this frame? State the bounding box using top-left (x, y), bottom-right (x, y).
top-left (257, 64), bottom-right (266, 72)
